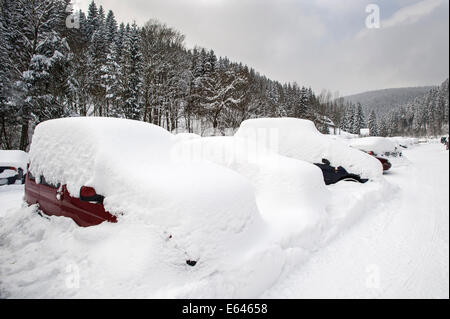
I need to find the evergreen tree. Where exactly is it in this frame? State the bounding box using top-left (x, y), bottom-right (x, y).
top-left (102, 45), bottom-right (122, 117)
top-left (20, 31), bottom-right (72, 123)
top-left (368, 110), bottom-right (378, 136)
top-left (105, 10), bottom-right (118, 45)
top-left (0, 2), bottom-right (13, 148)
top-left (121, 23), bottom-right (142, 120)
top-left (10, 0), bottom-right (70, 150)
top-left (352, 103), bottom-right (364, 135)
top-left (88, 17), bottom-right (108, 115)
top-left (297, 87), bottom-right (310, 119)
top-left (86, 0), bottom-right (99, 40)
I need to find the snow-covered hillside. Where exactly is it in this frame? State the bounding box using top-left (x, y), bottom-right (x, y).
top-left (0, 140), bottom-right (448, 298)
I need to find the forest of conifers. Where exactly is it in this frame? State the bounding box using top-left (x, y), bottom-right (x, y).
top-left (0, 0), bottom-right (448, 150)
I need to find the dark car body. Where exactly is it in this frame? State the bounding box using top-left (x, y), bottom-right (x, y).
top-left (314, 159), bottom-right (369, 185)
top-left (25, 171), bottom-right (117, 227)
top-left (0, 166), bottom-right (25, 185)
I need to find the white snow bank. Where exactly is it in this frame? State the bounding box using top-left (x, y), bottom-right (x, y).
top-left (236, 118), bottom-right (383, 179)
top-left (327, 128), bottom-right (359, 139)
top-left (28, 117), bottom-right (263, 266)
top-left (171, 132), bottom-right (202, 144)
top-left (387, 136), bottom-right (419, 149)
top-left (0, 150), bottom-right (28, 170)
top-left (349, 137), bottom-right (400, 156)
top-left (172, 136), bottom-right (329, 246)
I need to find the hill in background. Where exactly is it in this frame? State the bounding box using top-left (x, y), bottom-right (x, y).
top-left (344, 86), bottom-right (435, 116)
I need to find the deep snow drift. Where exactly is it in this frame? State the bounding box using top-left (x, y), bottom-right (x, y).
top-left (349, 137), bottom-right (400, 156)
top-left (235, 118), bottom-right (383, 179)
top-left (0, 118), bottom-right (448, 298)
top-left (23, 117), bottom-right (267, 295)
top-left (262, 142), bottom-right (449, 298)
top-left (172, 135), bottom-right (329, 246)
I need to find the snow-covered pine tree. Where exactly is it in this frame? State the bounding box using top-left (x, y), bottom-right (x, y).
top-left (368, 110), bottom-right (378, 136)
top-left (184, 48), bottom-right (201, 132)
top-left (88, 16), bottom-right (108, 116)
top-left (297, 87), bottom-right (310, 119)
top-left (98, 5), bottom-right (105, 26)
top-left (86, 0), bottom-right (99, 41)
top-left (342, 104), bottom-right (355, 133)
top-left (102, 44), bottom-right (122, 117)
top-left (357, 103), bottom-right (365, 132)
top-left (378, 116), bottom-right (388, 137)
top-left (0, 2), bottom-right (13, 148)
top-left (350, 103), bottom-right (363, 135)
top-left (121, 23), bottom-right (143, 120)
top-left (10, 0), bottom-right (71, 150)
top-left (105, 10), bottom-right (118, 45)
top-left (20, 31), bottom-right (72, 122)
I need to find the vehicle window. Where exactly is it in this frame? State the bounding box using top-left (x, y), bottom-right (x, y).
top-left (0, 166), bottom-right (15, 173)
top-left (28, 171), bottom-right (35, 180)
top-left (40, 176), bottom-right (60, 189)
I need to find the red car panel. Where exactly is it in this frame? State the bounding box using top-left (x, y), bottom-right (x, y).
top-left (367, 151), bottom-right (392, 172)
top-left (39, 180), bottom-right (61, 217)
top-left (378, 157), bottom-right (392, 171)
top-left (25, 173), bottom-right (117, 227)
top-left (24, 173), bottom-right (39, 205)
top-left (60, 185), bottom-right (117, 227)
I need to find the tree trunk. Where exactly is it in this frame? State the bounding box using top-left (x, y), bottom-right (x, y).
top-left (0, 116), bottom-right (11, 149)
top-left (19, 121), bottom-right (29, 151)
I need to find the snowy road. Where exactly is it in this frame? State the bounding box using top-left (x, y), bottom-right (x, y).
top-left (263, 142), bottom-right (449, 298)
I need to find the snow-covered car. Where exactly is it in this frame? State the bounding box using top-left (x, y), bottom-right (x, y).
top-left (0, 150), bottom-right (28, 186)
top-left (25, 117), bottom-right (262, 266)
top-left (350, 137), bottom-right (402, 157)
top-left (235, 118), bottom-right (383, 181)
top-left (171, 135), bottom-right (330, 234)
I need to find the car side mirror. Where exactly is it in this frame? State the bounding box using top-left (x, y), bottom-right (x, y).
top-left (80, 186), bottom-right (104, 204)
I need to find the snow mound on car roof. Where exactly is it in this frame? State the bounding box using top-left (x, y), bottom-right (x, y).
top-left (171, 132), bottom-right (202, 144)
top-left (349, 137), bottom-right (399, 155)
top-left (235, 118), bottom-right (383, 179)
top-left (387, 136), bottom-right (419, 149)
top-left (172, 136), bottom-right (329, 244)
top-left (28, 117), bottom-right (262, 264)
top-left (0, 150), bottom-right (28, 170)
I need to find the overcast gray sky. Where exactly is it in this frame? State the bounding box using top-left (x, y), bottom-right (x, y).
top-left (75, 0), bottom-right (449, 96)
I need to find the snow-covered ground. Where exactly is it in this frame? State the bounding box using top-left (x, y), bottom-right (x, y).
top-left (263, 142), bottom-right (449, 299)
top-left (0, 141), bottom-right (448, 299)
